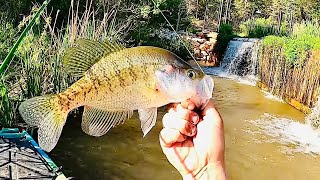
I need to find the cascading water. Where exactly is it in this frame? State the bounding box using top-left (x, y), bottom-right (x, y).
top-left (203, 38), bottom-right (260, 86)
top-left (221, 38), bottom-right (260, 76)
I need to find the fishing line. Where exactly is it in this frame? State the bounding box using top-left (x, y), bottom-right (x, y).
top-left (150, 0), bottom-right (204, 73)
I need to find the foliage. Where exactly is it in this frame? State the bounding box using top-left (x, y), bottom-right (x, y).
top-left (238, 17), bottom-right (291, 38)
top-left (0, 0), bottom-right (87, 27)
top-left (262, 22), bottom-right (320, 67)
top-left (1, 1), bottom-right (50, 77)
top-left (129, 0), bottom-right (191, 49)
top-left (239, 18), bottom-right (274, 38)
top-left (0, 1), bottom-right (51, 127)
top-left (0, 0), bottom-right (31, 25)
top-left (262, 35), bottom-right (285, 46)
top-left (215, 24), bottom-right (235, 56)
top-left (0, 18), bottom-right (16, 62)
top-left (0, 83), bottom-right (16, 127)
top-left (231, 0), bottom-right (320, 28)
top-left (0, 0), bottom-right (137, 127)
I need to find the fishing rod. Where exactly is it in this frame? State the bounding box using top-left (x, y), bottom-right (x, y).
top-left (150, 0), bottom-right (204, 73)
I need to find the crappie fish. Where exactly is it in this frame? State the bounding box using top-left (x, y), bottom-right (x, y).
top-left (19, 39), bottom-right (214, 152)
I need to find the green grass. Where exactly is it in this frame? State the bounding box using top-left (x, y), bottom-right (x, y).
top-left (238, 17), bottom-right (289, 38)
top-left (0, 1), bottom-right (50, 127)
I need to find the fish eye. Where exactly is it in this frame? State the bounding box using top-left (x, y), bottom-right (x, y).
top-left (186, 69), bottom-right (196, 79)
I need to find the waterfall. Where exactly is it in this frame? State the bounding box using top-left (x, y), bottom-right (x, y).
top-left (203, 38), bottom-right (261, 85)
top-left (221, 38), bottom-right (260, 76)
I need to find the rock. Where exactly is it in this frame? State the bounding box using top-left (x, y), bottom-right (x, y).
top-left (194, 49), bottom-right (200, 55)
top-left (207, 32), bottom-right (218, 39)
top-left (209, 38), bottom-right (217, 44)
top-left (193, 41), bottom-right (201, 47)
top-left (188, 31), bottom-right (220, 67)
top-left (197, 32), bottom-right (204, 38)
top-left (197, 52), bottom-right (204, 58)
top-left (191, 38), bottom-right (205, 43)
top-left (199, 44), bottom-right (206, 51)
top-left (201, 50), bottom-right (208, 56)
top-left (205, 44), bottom-right (211, 50)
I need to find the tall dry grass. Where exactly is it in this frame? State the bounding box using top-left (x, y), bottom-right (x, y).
top-left (1, 0), bottom-right (135, 127)
top-left (259, 44), bottom-right (320, 115)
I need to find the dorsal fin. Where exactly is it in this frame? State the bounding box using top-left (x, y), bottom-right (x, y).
top-left (63, 39), bottom-right (125, 77)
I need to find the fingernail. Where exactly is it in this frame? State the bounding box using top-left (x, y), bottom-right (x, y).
top-left (192, 115), bottom-right (199, 124)
top-left (187, 124), bottom-right (196, 136)
top-left (191, 126), bottom-right (197, 135)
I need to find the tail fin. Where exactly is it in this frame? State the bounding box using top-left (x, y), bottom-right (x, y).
top-left (19, 95), bottom-right (68, 152)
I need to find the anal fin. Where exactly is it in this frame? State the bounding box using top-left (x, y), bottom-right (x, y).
top-left (138, 108), bottom-right (158, 136)
top-left (81, 106), bottom-right (133, 137)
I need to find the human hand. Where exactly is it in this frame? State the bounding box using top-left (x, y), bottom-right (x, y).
top-left (159, 99), bottom-right (227, 180)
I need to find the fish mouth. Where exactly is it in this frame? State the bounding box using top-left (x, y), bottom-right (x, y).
top-left (202, 75), bottom-right (214, 99)
top-left (190, 75), bottom-right (214, 109)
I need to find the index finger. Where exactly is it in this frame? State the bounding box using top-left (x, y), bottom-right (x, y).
top-left (201, 99), bottom-right (223, 129)
top-left (166, 104), bottom-right (200, 124)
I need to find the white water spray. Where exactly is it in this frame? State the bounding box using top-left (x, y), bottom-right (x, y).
top-left (203, 38), bottom-right (260, 86)
top-left (306, 95), bottom-right (320, 128)
top-left (221, 38), bottom-right (260, 76)
top-left (250, 113), bottom-right (320, 155)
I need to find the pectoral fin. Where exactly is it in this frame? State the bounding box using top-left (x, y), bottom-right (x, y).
top-left (138, 108), bottom-right (157, 136)
top-left (81, 106), bottom-right (133, 136)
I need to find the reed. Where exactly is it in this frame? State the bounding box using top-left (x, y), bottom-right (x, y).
top-left (0, 0), bottom-right (133, 127)
top-left (0, 1), bottom-right (50, 127)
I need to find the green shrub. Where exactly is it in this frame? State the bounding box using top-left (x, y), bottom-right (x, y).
top-left (292, 22), bottom-right (320, 39)
top-left (215, 24), bottom-right (235, 56)
top-left (0, 17), bottom-right (16, 62)
top-left (0, 83), bottom-right (16, 127)
top-left (262, 22), bottom-right (320, 67)
top-left (239, 18), bottom-right (289, 38)
top-left (239, 18), bottom-right (274, 38)
top-left (262, 35), bottom-right (285, 46)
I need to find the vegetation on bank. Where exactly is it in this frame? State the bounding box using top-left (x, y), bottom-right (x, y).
top-left (262, 22), bottom-right (320, 66)
top-left (242, 1), bottom-right (320, 114)
top-left (258, 22), bottom-right (320, 112)
top-left (215, 24), bottom-right (235, 58)
top-left (261, 22), bottom-right (320, 67)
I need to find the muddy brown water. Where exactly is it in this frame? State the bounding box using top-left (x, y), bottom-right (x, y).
top-left (50, 76), bottom-right (320, 180)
